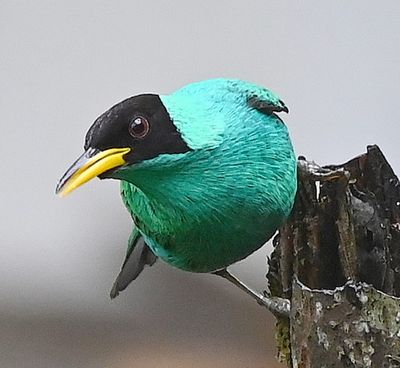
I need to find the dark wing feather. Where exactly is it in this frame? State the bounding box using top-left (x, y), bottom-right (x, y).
top-left (110, 229), bottom-right (157, 299)
top-left (247, 95), bottom-right (289, 114)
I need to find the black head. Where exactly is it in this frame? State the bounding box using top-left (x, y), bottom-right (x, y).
top-left (56, 94), bottom-right (190, 196)
top-left (85, 94), bottom-right (190, 164)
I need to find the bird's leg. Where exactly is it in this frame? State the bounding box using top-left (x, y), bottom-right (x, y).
top-left (213, 269), bottom-right (290, 318)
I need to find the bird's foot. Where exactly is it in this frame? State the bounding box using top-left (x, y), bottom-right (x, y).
top-left (261, 291), bottom-right (291, 317)
top-left (298, 156), bottom-right (350, 183)
top-left (214, 269), bottom-right (290, 318)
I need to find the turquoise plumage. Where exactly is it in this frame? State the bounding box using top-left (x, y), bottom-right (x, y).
top-left (56, 78), bottom-right (297, 298)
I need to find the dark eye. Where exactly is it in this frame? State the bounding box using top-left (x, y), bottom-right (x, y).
top-left (128, 116), bottom-right (150, 139)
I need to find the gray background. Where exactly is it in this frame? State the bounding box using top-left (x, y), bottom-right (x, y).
top-left (1, 1), bottom-right (399, 367)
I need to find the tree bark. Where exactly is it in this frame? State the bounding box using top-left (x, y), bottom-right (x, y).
top-left (267, 145), bottom-right (400, 367)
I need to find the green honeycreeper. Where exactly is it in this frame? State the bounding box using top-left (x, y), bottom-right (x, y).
top-left (56, 79), bottom-right (297, 311)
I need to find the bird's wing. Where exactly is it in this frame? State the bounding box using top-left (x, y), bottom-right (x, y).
top-left (110, 228), bottom-right (157, 299)
top-left (247, 94), bottom-right (289, 115)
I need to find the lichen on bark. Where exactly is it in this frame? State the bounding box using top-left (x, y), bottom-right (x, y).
top-left (291, 280), bottom-right (400, 367)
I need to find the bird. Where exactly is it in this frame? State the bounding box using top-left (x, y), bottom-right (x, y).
top-left (56, 78), bottom-right (297, 311)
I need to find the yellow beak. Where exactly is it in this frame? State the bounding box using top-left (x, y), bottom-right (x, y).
top-left (56, 147), bottom-right (131, 197)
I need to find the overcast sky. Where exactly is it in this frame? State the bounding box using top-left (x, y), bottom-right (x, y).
top-left (1, 1), bottom-right (399, 367)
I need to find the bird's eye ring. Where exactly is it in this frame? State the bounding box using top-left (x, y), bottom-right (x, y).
top-left (128, 116), bottom-right (150, 139)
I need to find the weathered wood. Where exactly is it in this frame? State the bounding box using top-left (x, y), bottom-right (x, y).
top-left (267, 145), bottom-right (400, 367)
top-left (290, 280), bottom-right (400, 368)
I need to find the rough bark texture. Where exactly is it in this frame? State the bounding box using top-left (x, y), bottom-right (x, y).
top-left (267, 145), bottom-right (400, 367)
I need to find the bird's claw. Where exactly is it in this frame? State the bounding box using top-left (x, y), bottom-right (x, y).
top-left (298, 156), bottom-right (350, 183)
top-left (260, 296), bottom-right (291, 318)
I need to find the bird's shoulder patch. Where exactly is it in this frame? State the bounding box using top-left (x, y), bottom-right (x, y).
top-left (247, 95), bottom-right (289, 115)
top-left (228, 80), bottom-right (288, 115)
top-left (216, 79), bottom-right (288, 115)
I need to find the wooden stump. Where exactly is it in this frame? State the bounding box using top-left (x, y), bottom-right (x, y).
top-left (268, 145), bottom-right (400, 367)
